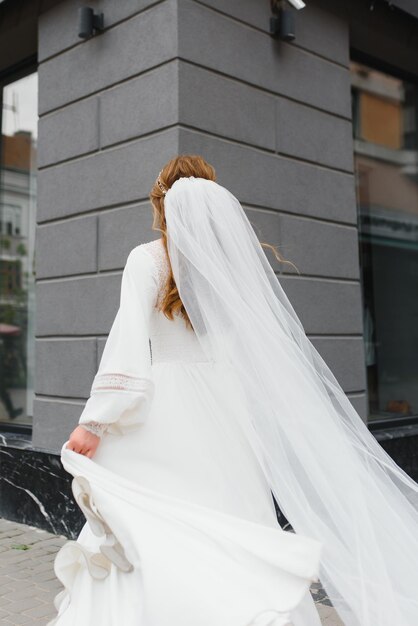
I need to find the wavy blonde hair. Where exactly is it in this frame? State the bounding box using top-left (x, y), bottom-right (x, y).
top-left (149, 154), bottom-right (298, 329)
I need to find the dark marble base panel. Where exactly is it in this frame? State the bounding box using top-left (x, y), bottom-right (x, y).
top-left (0, 434), bottom-right (83, 539)
top-left (373, 424), bottom-right (418, 482)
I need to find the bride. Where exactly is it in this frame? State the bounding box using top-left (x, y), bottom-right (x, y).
top-left (49, 155), bottom-right (418, 626)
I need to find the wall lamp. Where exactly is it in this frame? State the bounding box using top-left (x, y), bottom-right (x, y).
top-left (270, 0), bottom-right (305, 41)
top-left (78, 6), bottom-right (104, 39)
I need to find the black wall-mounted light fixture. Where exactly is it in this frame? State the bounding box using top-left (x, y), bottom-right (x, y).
top-left (78, 6), bottom-right (104, 39)
top-left (270, 0), bottom-right (305, 41)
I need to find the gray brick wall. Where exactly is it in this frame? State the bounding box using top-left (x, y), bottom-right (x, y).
top-left (175, 0), bottom-right (367, 419)
top-left (35, 0), bottom-right (180, 450)
top-left (34, 0), bottom-right (367, 452)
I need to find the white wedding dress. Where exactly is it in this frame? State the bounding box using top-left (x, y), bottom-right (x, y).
top-left (48, 237), bottom-right (324, 626)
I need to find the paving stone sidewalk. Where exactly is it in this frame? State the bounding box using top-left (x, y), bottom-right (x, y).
top-left (0, 518), bottom-right (65, 624)
top-left (0, 517), bottom-right (344, 625)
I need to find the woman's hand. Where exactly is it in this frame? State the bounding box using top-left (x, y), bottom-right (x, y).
top-left (66, 425), bottom-right (101, 459)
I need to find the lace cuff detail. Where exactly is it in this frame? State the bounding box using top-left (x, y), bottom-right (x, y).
top-left (91, 373), bottom-right (149, 393)
top-left (80, 421), bottom-right (108, 438)
top-left (78, 374), bottom-right (154, 436)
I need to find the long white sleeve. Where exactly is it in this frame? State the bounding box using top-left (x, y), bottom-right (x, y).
top-left (78, 245), bottom-right (157, 436)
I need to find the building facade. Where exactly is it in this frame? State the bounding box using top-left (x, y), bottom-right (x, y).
top-left (0, 0), bottom-right (418, 536)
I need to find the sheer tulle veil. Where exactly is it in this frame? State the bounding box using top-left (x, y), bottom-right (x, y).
top-left (163, 176), bottom-right (418, 626)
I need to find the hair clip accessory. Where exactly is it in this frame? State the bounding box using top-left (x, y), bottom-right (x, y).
top-left (156, 170), bottom-right (167, 195)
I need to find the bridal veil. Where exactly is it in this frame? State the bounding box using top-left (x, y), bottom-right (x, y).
top-left (163, 176), bottom-right (418, 626)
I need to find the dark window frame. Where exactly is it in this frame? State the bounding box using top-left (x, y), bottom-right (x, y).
top-left (350, 48), bottom-right (418, 431)
top-left (0, 54), bottom-right (37, 438)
